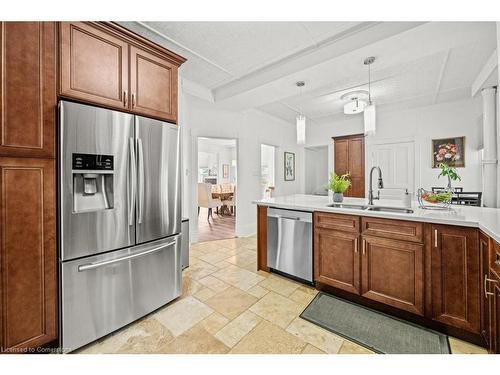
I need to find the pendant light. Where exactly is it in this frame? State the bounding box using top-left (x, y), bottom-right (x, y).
top-left (296, 81), bottom-right (306, 145)
top-left (363, 57), bottom-right (376, 136)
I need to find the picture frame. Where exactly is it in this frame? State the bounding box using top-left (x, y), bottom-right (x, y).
top-left (284, 152), bottom-right (295, 181)
top-left (432, 136), bottom-right (465, 168)
top-left (222, 164), bottom-right (229, 178)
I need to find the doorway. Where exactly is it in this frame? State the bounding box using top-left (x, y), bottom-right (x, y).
top-left (197, 137), bottom-right (237, 242)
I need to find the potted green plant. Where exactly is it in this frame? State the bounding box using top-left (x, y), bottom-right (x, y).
top-left (328, 173), bottom-right (351, 203)
top-left (438, 163), bottom-right (461, 190)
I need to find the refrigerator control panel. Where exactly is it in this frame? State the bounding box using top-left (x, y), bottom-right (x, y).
top-left (72, 153), bottom-right (114, 171)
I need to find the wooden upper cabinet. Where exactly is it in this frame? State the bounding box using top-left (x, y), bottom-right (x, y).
top-left (314, 227), bottom-right (360, 294)
top-left (0, 157), bottom-right (56, 352)
top-left (59, 22), bottom-right (129, 110)
top-left (0, 22), bottom-right (56, 158)
top-left (429, 224), bottom-right (480, 333)
top-left (361, 236), bottom-right (424, 316)
top-left (130, 46), bottom-right (178, 122)
top-left (333, 134), bottom-right (365, 198)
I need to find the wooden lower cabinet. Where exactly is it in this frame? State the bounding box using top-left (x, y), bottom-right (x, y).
top-left (429, 224), bottom-right (480, 333)
top-left (490, 271), bottom-right (500, 353)
top-left (480, 232), bottom-right (491, 346)
top-left (0, 157), bottom-right (56, 352)
top-left (314, 228), bottom-right (360, 294)
top-left (361, 236), bottom-right (424, 316)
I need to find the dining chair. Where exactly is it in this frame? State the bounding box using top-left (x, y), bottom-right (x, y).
top-left (222, 186), bottom-right (236, 215)
top-left (221, 183), bottom-right (232, 193)
top-left (198, 183), bottom-right (222, 222)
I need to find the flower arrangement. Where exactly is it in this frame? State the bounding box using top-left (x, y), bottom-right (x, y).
top-left (328, 173), bottom-right (351, 194)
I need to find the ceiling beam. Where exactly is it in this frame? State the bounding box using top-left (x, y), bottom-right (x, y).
top-left (432, 49), bottom-right (450, 104)
top-left (471, 49), bottom-right (498, 97)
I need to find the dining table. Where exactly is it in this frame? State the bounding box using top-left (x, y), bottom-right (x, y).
top-left (212, 191), bottom-right (234, 215)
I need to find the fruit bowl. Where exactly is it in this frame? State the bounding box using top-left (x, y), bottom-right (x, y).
top-left (417, 188), bottom-right (452, 210)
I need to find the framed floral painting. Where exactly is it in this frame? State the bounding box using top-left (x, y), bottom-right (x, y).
top-left (432, 136), bottom-right (465, 168)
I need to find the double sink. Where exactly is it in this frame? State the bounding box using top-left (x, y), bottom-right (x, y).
top-left (327, 203), bottom-right (414, 214)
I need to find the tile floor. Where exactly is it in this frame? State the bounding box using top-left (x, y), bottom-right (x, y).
top-left (76, 236), bottom-right (487, 354)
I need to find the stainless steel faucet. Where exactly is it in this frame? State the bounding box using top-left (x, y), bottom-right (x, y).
top-left (368, 166), bottom-right (384, 205)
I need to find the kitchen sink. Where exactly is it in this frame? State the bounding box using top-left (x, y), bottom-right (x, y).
top-left (327, 203), bottom-right (414, 214)
top-left (366, 206), bottom-right (414, 214)
top-left (327, 203), bottom-right (368, 210)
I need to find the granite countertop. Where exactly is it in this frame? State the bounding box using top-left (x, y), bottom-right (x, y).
top-left (253, 194), bottom-right (500, 244)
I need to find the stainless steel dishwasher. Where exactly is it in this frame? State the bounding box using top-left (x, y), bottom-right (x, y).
top-left (267, 207), bottom-right (313, 283)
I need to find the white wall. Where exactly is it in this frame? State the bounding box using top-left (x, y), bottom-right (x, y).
top-left (306, 98), bottom-right (483, 193)
top-left (305, 146), bottom-right (329, 195)
top-left (182, 92), bottom-right (304, 242)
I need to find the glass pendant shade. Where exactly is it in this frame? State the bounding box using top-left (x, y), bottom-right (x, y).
top-left (364, 103), bottom-right (376, 135)
top-left (296, 114), bottom-right (306, 145)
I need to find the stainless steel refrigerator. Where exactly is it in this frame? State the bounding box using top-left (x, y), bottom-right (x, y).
top-left (58, 101), bottom-right (182, 352)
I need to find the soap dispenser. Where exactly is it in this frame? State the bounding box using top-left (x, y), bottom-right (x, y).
top-left (402, 189), bottom-right (412, 208)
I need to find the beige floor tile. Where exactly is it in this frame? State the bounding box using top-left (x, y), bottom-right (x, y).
top-left (181, 276), bottom-right (204, 297)
top-left (193, 287), bottom-right (217, 302)
top-left (216, 238), bottom-right (244, 250)
top-left (258, 274), bottom-right (301, 297)
top-left (339, 340), bottom-right (374, 354)
top-left (213, 260), bottom-right (233, 269)
top-left (198, 275), bottom-right (231, 292)
top-left (154, 296), bottom-right (213, 336)
top-left (449, 337), bottom-right (488, 354)
top-left (215, 310), bottom-right (262, 348)
top-left (230, 320), bottom-right (307, 354)
top-left (301, 344), bottom-right (327, 354)
top-left (213, 265), bottom-right (265, 291)
top-left (159, 324), bottom-right (229, 354)
top-left (286, 317), bottom-right (343, 354)
top-left (288, 288), bottom-right (316, 308)
top-left (115, 318), bottom-right (175, 353)
top-left (249, 291), bottom-right (303, 329)
top-left (204, 286), bottom-right (258, 320)
top-left (197, 250), bottom-right (232, 265)
top-left (225, 249), bottom-right (257, 267)
top-left (247, 285), bottom-right (269, 298)
top-left (183, 260), bottom-right (218, 280)
top-left (240, 261), bottom-right (259, 273)
top-left (199, 312), bottom-right (230, 335)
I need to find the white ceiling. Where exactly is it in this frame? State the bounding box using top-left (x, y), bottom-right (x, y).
top-left (118, 21), bottom-right (497, 126)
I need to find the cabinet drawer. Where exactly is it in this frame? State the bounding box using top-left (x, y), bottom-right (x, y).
top-left (314, 212), bottom-right (360, 233)
top-left (492, 241), bottom-right (500, 275)
top-left (361, 217), bottom-right (423, 243)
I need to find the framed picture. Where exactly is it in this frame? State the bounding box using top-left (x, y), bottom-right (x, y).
top-left (284, 152), bottom-right (295, 181)
top-left (222, 164), bottom-right (229, 178)
top-left (432, 136), bottom-right (465, 168)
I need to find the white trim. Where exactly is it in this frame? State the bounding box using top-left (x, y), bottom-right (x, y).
top-left (471, 49), bottom-right (498, 97)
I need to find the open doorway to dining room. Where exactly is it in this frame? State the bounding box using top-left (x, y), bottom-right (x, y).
top-left (197, 137), bottom-right (237, 242)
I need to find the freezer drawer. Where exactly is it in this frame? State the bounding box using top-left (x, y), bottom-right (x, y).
top-left (267, 208), bottom-right (313, 282)
top-left (61, 235), bottom-right (181, 352)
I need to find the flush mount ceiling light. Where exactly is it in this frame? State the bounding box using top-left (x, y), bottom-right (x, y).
top-left (364, 56), bottom-right (376, 136)
top-left (296, 81), bottom-right (306, 145)
top-left (340, 90), bottom-right (369, 114)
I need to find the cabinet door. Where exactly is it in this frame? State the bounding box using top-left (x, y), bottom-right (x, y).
top-left (334, 139), bottom-right (349, 176)
top-left (480, 233), bottom-right (490, 347)
top-left (0, 22), bottom-right (56, 158)
top-left (130, 46), bottom-right (178, 123)
top-left (492, 275), bottom-right (500, 353)
top-left (314, 227), bottom-right (360, 294)
top-left (361, 236), bottom-right (424, 315)
top-left (347, 136), bottom-right (365, 198)
top-left (430, 225), bottom-right (480, 333)
top-left (59, 22), bottom-right (129, 110)
top-left (0, 157), bottom-right (56, 352)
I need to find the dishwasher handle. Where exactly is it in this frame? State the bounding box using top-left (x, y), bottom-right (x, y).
top-left (267, 208), bottom-right (312, 223)
top-left (267, 214), bottom-right (302, 221)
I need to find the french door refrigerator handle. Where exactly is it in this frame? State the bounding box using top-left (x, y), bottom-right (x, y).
top-left (128, 137), bottom-right (136, 226)
top-left (137, 137), bottom-right (145, 224)
top-left (78, 239), bottom-right (176, 272)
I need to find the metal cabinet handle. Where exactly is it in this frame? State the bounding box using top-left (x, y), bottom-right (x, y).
top-left (124, 90), bottom-right (128, 107)
top-left (495, 252), bottom-right (500, 266)
top-left (78, 240), bottom-right (176, 272)
top-left (132, 93), bottom-right (136, 108)
top-left (354, 239), bottom-right (358, 253)
top-left (362, 239), bottom-right (366, 255)
top-left (484, 274), bottom-right (498, 298)
top-left (434, 229), bottom-right (438, 247)
top-left (137, 138), bottom-right (145, 224)
top-left (128, 137), bottom-right (136, 226)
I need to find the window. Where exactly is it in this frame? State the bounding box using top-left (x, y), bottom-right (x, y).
top-left (261, 144), bottom-right (276, 198)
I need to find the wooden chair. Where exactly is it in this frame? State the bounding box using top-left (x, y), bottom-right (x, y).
top-left (198, 183), bottom-right (222, 222)
top-left (222, 185), bottom-right (236, 215)
top-left (432, 187), bottom-right (463, 192)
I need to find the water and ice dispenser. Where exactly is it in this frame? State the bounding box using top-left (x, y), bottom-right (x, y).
top-left (72, 153), bottom-right (114, 213)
